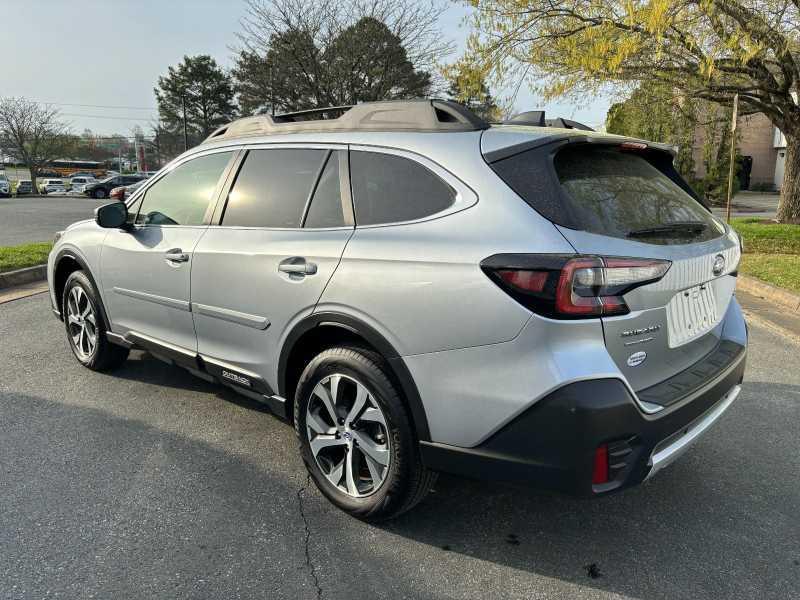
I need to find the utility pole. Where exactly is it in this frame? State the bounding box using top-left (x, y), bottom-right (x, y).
top-left (182, 95), bottom-right (189, 152)
top-left (726, 93), bottom-right (739, 224)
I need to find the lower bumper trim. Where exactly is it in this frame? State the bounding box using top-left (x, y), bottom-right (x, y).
top-left (646, 384), bottom-right (741, 480)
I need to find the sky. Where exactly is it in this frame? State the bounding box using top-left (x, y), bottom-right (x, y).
top-left (2, 0), bottom-right (611, 136)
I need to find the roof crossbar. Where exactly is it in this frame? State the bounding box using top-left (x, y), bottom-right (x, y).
top-left (203, 99), bottom-right (489, 143)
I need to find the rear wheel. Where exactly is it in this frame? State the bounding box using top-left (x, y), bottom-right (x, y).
top-left (93, 188), bottom-right (107, 199)
top-left (62, 271), bottom-right (128, 371)
top-left (295, 347), bottom-right (436, 521)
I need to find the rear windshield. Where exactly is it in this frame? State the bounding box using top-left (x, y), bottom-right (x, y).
top-left (494, 145), bottom-right (724, 245)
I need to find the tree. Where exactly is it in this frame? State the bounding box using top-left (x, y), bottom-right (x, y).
top-left (232, 0), bottom-right (450, 114)
top-left (464, 0), bottom-right (800, 222)
top-left (155, 55), bottom-right (237, 148)
top-left (606, 82), bottom-right (697, 178)
top-left (0, 97), bottom-right (69, 191)
top-left (443, 62), bottom-right (503, 121)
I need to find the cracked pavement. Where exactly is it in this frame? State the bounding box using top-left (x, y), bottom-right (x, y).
top-left (2, 293), bottom-right (800, 599)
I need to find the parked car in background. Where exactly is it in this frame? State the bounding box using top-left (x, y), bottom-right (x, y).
top-left (38, 179), bottom-right (67, 194)
top-left (69, 176), bottom-right (98, 193)
top-left (15, 180), bottom-right (33, 195)
top-left (0, 174), bottom-right (10, 198)
top-left (109, 179), bottom-right (146, 202)
top-left (83, 174), bottom-right (145, 199)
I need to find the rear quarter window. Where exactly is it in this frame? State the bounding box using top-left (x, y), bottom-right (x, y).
top-left (349, 151), bottom-right (455, 226)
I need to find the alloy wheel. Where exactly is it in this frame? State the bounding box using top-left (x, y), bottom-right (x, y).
top-left (306, 374), bottom-right (390, 498)
top-left (66, 285), bottom-right (97, 360)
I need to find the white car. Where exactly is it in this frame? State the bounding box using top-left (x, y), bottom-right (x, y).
top-left (38, 179), bottom-right (67, 195)
top-left (0, 174), bottom-right (10, 198)
top-left (69, 176), bottom-right (98, 193)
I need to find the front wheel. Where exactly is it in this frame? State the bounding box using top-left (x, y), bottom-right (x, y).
top-left (62, 271), bottom-right (129, 370)
top-left (93, 188), bottom-right (107, 199)
top-left (295, 347), bottom-right (436, 521)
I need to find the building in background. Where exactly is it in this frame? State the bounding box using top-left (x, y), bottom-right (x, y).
top-left (692, 113), bottom-right (785, 191)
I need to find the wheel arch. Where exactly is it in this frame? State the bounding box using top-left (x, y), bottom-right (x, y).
top-left (279, 312), bottom-right (432, 442)
top-left (52, 249), bottom-right (110, 329)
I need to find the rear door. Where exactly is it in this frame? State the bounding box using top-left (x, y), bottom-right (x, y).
top-left (190, 145), bottom-right (354, 394)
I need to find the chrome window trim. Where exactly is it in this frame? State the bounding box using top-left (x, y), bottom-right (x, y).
top-left (347, 143), bottom-right (478, 229)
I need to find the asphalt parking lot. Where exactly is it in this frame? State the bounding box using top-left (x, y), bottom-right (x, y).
top-left (0, 195), bottom-right (102, 246)
top-left (1, 293), bottom-right (799, 599)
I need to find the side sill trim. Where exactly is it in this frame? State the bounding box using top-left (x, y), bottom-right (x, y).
top-left (113, 287), bottom-right (191, 312)
top-left (192, 302), bottom-right (270, 330)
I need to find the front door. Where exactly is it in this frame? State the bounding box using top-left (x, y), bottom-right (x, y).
top-left (100, 149), bottom-right (237, 352)
top-left (190, 146), bottom-right (354, 394)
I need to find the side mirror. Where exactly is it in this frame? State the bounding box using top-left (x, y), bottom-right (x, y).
top-left (110, 186), bottom-right (126, 201)
top-left (95, 202), bottom-right (128, 229)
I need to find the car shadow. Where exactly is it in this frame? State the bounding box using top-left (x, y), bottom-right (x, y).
top-left (46, 350), bottom-right (800, 599)
top-left (372, 379), bottom-right (800, 599)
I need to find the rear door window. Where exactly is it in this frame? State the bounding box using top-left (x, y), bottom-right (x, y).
top-left (349, 151), bottom-right (455, 226)
top-left (222, 148), bottom-right (327, 228)
top-left (493, 145), bottom-right (723, 244)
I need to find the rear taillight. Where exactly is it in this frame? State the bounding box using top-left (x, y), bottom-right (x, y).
top-left (481, 254), bottom-right (671, 319)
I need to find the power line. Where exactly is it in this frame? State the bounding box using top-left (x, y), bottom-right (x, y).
top-left (33, 100), bottom-right (158, 111)
top-left (61, 112), bottom-right (157, 122)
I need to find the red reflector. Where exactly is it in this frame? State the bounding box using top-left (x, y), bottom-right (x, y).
top-left (497, 269), bottom-right (548, 293)
top-left (592, 444), bottom-right (609, 485)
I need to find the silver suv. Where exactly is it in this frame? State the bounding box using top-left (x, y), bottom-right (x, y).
top-left (47, 100), bottom-right (747, 520)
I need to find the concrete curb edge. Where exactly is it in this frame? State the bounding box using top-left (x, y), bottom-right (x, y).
top-left (0, 264), bottom-right (47, 290)
top-left (737, 274), bottom-right (800, 313)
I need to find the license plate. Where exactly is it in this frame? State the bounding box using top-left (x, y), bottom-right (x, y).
top-left (666, 283), bottom-right (718, 347)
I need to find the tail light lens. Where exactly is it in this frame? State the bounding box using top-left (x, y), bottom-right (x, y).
top-left (481, 254), bottom-right (671, 319)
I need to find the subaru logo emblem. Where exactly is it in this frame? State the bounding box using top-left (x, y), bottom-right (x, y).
top-left (343, 431), bottom-right (353, 441)
top-left (627, 351), bottom-right (647, 367)
top-left (712, 254), bottom-right (725, 276)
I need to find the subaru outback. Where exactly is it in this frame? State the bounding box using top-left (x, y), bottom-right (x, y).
top-left (47, 100), bottom-right (747, 520)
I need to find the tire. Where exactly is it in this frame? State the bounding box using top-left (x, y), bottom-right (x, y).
top-left (62, 270), bottom-right (129, 371)
top-left (93, 188), bottom-right (107, 199)
top-left (294, 346), bottom-right (436, 521)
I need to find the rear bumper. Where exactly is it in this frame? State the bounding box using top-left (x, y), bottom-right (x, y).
top-left (420, 343), bottom-right (746, 496)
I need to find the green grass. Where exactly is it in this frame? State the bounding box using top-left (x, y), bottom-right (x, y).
top-left (728, 218), bottom-right (800, 292)
top-left (0, 242), bottom-right (53, 273)
top-left (730, 217), bottom-right (800, 254)
top-left (740, 254), bottom-right (800, 294)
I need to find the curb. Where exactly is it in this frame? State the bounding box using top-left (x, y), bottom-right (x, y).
top-left (737, 274), bottom-right (800, 313)
top-left (0, 264), bottom-right (47, 290)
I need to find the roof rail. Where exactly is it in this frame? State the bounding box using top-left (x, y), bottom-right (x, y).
top-left (504, 110), bottom-right (594, 132)
top-left (203, 99), bottom-right (489, 143)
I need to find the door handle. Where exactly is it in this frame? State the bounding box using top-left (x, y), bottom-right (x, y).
top-left (278, 257), bottom-right (317, 276)
top-left (165, 249), bottom-right (190, 263)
